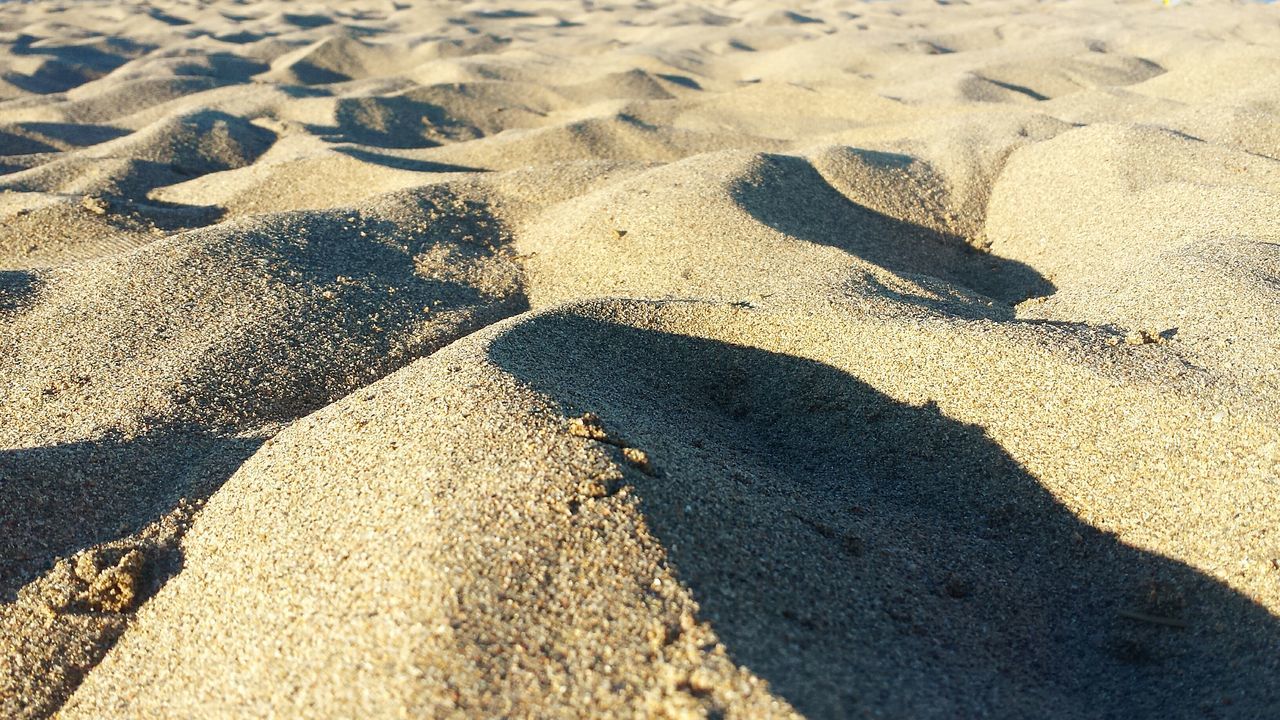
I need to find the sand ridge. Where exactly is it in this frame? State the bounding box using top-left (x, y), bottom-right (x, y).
top-left (1, 0), bottom-right (1278, 717)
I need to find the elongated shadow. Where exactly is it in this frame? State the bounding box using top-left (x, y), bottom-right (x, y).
top-left (490, 312), bottom-right (1280, 719)
top-left (333, 146), bottom-right (483, 173)
top-left (144, 8), bottom-right (191, 26)
top-left (731, 153), bottom-right (1054, 305)
top-left (0, 123), bottom-right (129, 153)
top-left (979, 76), bottom-right (1050, 102)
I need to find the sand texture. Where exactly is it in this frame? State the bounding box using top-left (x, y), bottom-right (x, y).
top-left (1, 0), bottom-right (1279, 717)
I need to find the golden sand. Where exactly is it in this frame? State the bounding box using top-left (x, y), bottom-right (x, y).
top-left (1, 0), bottom-right (1278, 717)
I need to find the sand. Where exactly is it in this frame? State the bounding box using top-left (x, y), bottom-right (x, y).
top-left (0, 0), bottom-right (1277, 717)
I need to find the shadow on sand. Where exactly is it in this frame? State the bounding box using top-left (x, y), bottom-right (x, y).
top-left (731, 153), bottom-right (1055, 306)
top-left (0, 430), bottom-right (264, 602)
top-left (490, 311), bottom-right (1279, 719)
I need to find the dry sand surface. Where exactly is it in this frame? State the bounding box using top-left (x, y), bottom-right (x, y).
top-left (1, 0), bottom-right (1278, 717)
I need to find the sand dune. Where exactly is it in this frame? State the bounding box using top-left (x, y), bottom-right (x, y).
top-left (2, 0), bottom-right (1278, 718)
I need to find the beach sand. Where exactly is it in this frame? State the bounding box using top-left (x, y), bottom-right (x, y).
top-left (1, 0), bottom-right (1278, 717)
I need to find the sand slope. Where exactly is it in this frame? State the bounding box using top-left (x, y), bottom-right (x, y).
top-left (1, 0), bottom-right (1278, 718)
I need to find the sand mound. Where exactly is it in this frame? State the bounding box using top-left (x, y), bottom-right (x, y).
top-left (987, 123), bottom-right (1280, 388)
top-left (0, 109), bottom-right (276, 197)
top-left (0, 185), bottom-right (523, 443)
top-left (58, 301), bottom-right (1280, 718)
top-left (514, 148), bottom-right (1045, 314)
top-left (2, 0), bottom-right (1279, 717)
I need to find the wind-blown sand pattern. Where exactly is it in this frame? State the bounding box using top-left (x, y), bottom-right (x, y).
top-left (1, 0), bottom-right (1278, 717)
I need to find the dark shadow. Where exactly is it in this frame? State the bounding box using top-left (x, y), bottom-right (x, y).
top-left (855, 271), bottom-right (1015, 320)
top-left (0, 430), bottom-right (263, 601)
top-left (4, 122), bottom-right (130, 150)
top-left (6, 38), bottom-right (145, 94)
top-left (166, 53), bottom-right (270, 82)
top-left (489, 312), bottom-right (1280, 719)
top-left (775, 10), bottom-right (824, 24)
top-left (0, 270), bottom-right (39, 313)
top-left (333, 146), bottom-right (483, 173)
top-left (145, 8), bottom-right (192, 26)
top-left (308, 96), bottom-right (460, 148)
top-left (0, 171), bottom-right (228, 230)
top-left (657, 73), bottom-right (703, 90)
top-left (0, 132), bottom-right (57, 156)
top-left (979, 76), bottom-right (1051, 102)
top-left (213, 30), bottom-right (270, 45)
top-left (282, 13), bottom-right (335, 28)
top-left (283, 62), bottom-right (350, 86)
top-left (916, 41), bottom-right (955, 54)
top-left (334, 24), bottom-right (394, 39)
top-left (277, 84), bottom-right (333, 99)
top-left (471, 8), bottom-right (539, 19)
top-left (218, 11), bottom-right (259, 23)
top-left (126, 197), bottom-right (226, 231)
top-left (3, 59), bottom-right (103, 95)
top-left (731, 153), bottom-right (1055, 305)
